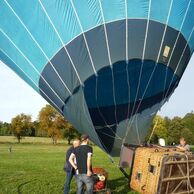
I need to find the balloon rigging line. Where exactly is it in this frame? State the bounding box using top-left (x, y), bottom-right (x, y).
top-left (162, 0), bottom-right (192, 101)
top-left (125, 0), bottom-right (129, 62)
top-left (123, 0), bottom-right (153, 145)
top-left (38, 0), bottom-right (122, 139)
top-left (0, 48), bottom-right (63, 115)
top-left (0, 29), bottom-right (65, 106)
top-left (135, 114), bottom-right (141, 144)
top-left (82, 100), bottom-right (120, 154)
top-left (147, 118), bottom-right (159, 144)
top-left (125, 0), bottom-right (132, 123)
top-left (97, 130), bottom-right (122, 140)
top-left (127, 0), bottom-right (174, 143)
top-left (131, 0), bottom-right (173, 117)
top-left (129, 0), bottom-right (152, 119)
top-left (38, 0), bottom-right (83, 86)
top-left (70, 0), bottom-right (97, 75)
top-left (98, 0), bottom-right (118, 125)
top-left (81, 97), bottom-right (107, 148)
top-left (129, 0), bottom-right (192, 146)
top-left (164, 21), bottom-right (194, 102)
top-left (94, 77), bottom-right (123, 139)
top-left (3, 0), bottom-right (72, 96)
top-left (124, 0), bottom-right (181, 145)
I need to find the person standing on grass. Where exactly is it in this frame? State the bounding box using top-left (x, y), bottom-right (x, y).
top-left (69, 134), bottom-right (94, 194)
top-left (64, 139), bottom-right (80, 194)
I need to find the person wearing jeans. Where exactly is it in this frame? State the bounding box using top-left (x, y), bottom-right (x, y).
top-left (69, 134), bottom-right (94, 194)
top-left (64, 139), bottom-right (80, 194)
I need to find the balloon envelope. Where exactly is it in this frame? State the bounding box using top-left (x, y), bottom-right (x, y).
top-left (1, 0), bottom-right (194, 155)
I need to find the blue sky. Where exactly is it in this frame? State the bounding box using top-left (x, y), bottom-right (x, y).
top-left (0, 57), bottom-right (194, 123)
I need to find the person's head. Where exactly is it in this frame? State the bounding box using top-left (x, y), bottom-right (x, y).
top-left (80, 134), bottom-right (90, 144)
top-left (179, 137), bottom-right (186, 146)
top-left (72, 139), bottom-right (80, 148)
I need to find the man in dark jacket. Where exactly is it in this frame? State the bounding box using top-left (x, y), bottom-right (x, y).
top-left (69, 134), bottom-right (94, 194)
top-left (64, 139), bottom-right (80, 194)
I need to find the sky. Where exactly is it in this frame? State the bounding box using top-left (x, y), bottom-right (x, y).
top-left (0, 57), bottom-right (194, 123)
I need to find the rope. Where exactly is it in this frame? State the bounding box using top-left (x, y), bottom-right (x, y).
top-left (147, 119), bottom-right (159, 144)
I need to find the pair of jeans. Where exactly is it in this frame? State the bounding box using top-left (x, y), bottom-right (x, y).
top-left (64, 171), bottom-right (74, 194)
top-left (75, 174), bottom-right (94, 194)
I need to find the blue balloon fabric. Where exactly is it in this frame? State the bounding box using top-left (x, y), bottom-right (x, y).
top-left (1, 0), bottom-right (194, 155)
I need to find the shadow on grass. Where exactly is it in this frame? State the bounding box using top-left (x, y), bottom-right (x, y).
top-left (107, 177), bottom-right (137, 194)
top-left (17, 179), bottom-right (37, 194)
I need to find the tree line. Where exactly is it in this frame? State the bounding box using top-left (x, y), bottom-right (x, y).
top-left (1, 105), bottom-right (194, 145)
top-left (146, 113), bottom-right (194, 145)
top-left (0, 105), bottom-right (80, 144)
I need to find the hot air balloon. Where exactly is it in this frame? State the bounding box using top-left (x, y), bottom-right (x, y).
top-left (1, 0), bottom-right (194, 156)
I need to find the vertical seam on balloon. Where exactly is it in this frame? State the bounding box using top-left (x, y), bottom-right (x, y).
top-left (81, 91), bottom-right (120, 154)
top-left (175, 27), bottom-right (194, 76)
top-left (3, 0), bottom-right (72, 96)
top-left (125, 0), bottom-right (131, 124)
top-left (125, 0), bottom-right (130, 118)
top-left (164, 22), bottom-right (194, 102)
top-left (129, 0), bottom-right (152, 144)
top-left (123, 0), bottom-right (153, 145)
top-left (134, 0), bottom-right (174, 114)
top-left (81, 92), bottom-right (105, 148)
top-left (0, 29), bottom-right (65, 106)
top-left (94, 77), bottom-right (122, 139)
top-left (70, 0), bottom-right (97, 75)
top-left (38, 0), bottom-right (83, 86)
top-left (36, 17), bottom-right (186, 84)
top-left (0, 48), bottom-right (63, 114)
top-left (64, 18), bottom-right (174, 47)
top-left (125, 0), bottom-right (129, 62)
top-left (162, 0), bottom-right (192, 100)
top-left (98, 0), bottom-right (118, 125)
top-left (126, 0), bottom-right (174, 144)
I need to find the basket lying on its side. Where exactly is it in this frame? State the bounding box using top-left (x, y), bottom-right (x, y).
top-left (130, 147), bottom-right (194, 194)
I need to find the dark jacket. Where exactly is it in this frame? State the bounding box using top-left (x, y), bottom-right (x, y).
top-left (64, 146), bottom-right (75, 173)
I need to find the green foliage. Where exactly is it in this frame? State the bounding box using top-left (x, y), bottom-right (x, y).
top-left (180, 128), bottom-right (194, 145)
top-left (182, 113), bottom-right (194, 135)
top-left (0, 122), bottom-right (12, 136)
top-left (167, 117), bottom-right (184, 144)
top-left (146, 115), bottom-right (168, 144)
top-left (147, 113), bottom-right (194, 145)
top-left (62, 124), bottom-right (81, 145)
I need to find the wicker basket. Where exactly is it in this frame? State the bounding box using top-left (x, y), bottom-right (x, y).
top-left (130, 147), bottom-right (194, 194)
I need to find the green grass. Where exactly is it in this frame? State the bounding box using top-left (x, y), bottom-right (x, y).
top-left (0, 136), bottom-right (138, 194)
top-left (0, 136), bottom-right (67, 144)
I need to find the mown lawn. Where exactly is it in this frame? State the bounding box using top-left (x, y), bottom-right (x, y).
top-left (0, 138), bottom-right (138, 194)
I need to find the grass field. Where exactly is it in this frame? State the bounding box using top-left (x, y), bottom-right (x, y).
top-left (0, 136), bottom-right (138, 194)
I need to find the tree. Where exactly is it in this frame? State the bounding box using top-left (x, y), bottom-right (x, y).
top-left (38, 104), bottom-right (81, 144)
top-left (167, 117), bottom-right (184, 144)
top-left (180, 128), bottom-right (194, 145)
top-left (164, 116), bottom-right (171, 130)
top-left (63, 123), bottom-right (81, 145)
top-left (11, 114), bottom-right (32, 143)
top-left (182, 112), bottom-right (194, 135)
top-left (0, 122), bottom-right (12, 136)
top-left (38, 105), bottom-right (66, 144)
top-left (146, 115), bottom-right (168, 144)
